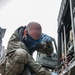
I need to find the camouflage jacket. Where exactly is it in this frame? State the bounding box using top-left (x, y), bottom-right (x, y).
top-left (5, 26), bottom-right (53, 75)
top-left (7, 26), bottom-right (53, 56)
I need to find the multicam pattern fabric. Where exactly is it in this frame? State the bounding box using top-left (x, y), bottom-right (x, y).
top-left (4, 26), bottom-right (53, 75)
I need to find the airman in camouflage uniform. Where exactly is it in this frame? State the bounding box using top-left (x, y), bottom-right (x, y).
top-left (5, 22), bottom-right (54, 75)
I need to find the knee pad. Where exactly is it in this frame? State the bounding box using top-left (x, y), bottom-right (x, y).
top-left (14, 49), bottom-right (28, 64)
top-left (15, 49), bottom-right (27, 56)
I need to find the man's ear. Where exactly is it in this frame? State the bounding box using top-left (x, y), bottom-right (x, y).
top-left (22, 29), bottom-right (28, 40)
top-left (24, 29), bottom-right (27, 35)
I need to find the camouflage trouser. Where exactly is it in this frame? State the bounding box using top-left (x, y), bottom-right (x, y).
top-left (5, 49), bottom-right (51, 75)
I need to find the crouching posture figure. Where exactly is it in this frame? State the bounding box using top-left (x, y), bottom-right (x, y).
top-left (5, 22), bottom-right (54, 75)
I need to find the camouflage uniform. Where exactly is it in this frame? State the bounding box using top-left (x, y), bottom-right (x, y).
top-left (5, 26), bottom-right (53, 75)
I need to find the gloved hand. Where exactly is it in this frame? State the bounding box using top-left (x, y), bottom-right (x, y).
top-left (51, 72), bottom-right (58, 75)
top-left (34, 41), bottom-right (54, 56)
top-left (35, 41), bottom-right (47, 49)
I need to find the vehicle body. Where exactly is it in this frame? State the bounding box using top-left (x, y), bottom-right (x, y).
top-left (57, 0), bottom-right (75, 75)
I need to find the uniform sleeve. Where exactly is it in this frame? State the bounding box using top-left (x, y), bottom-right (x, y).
top-left (6, 33), bottom-right (26, 55)
top-left (36, 33), bottom-right (54, 56)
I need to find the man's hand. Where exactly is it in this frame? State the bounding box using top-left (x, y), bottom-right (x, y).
top-left (35, 41), bottom-right (47, 49)
top-left (34, 41), bottom-right (54, 56)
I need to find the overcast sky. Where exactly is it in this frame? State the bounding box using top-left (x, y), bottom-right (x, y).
top-left (0, 0), bottom-right (62, 48)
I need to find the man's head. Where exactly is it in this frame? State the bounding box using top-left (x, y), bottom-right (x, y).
top-left (26, 22), bottom-right (42, 40)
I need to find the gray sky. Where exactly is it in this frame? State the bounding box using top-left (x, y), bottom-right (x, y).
top-left (0, 0), bottom-right (62, 48)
